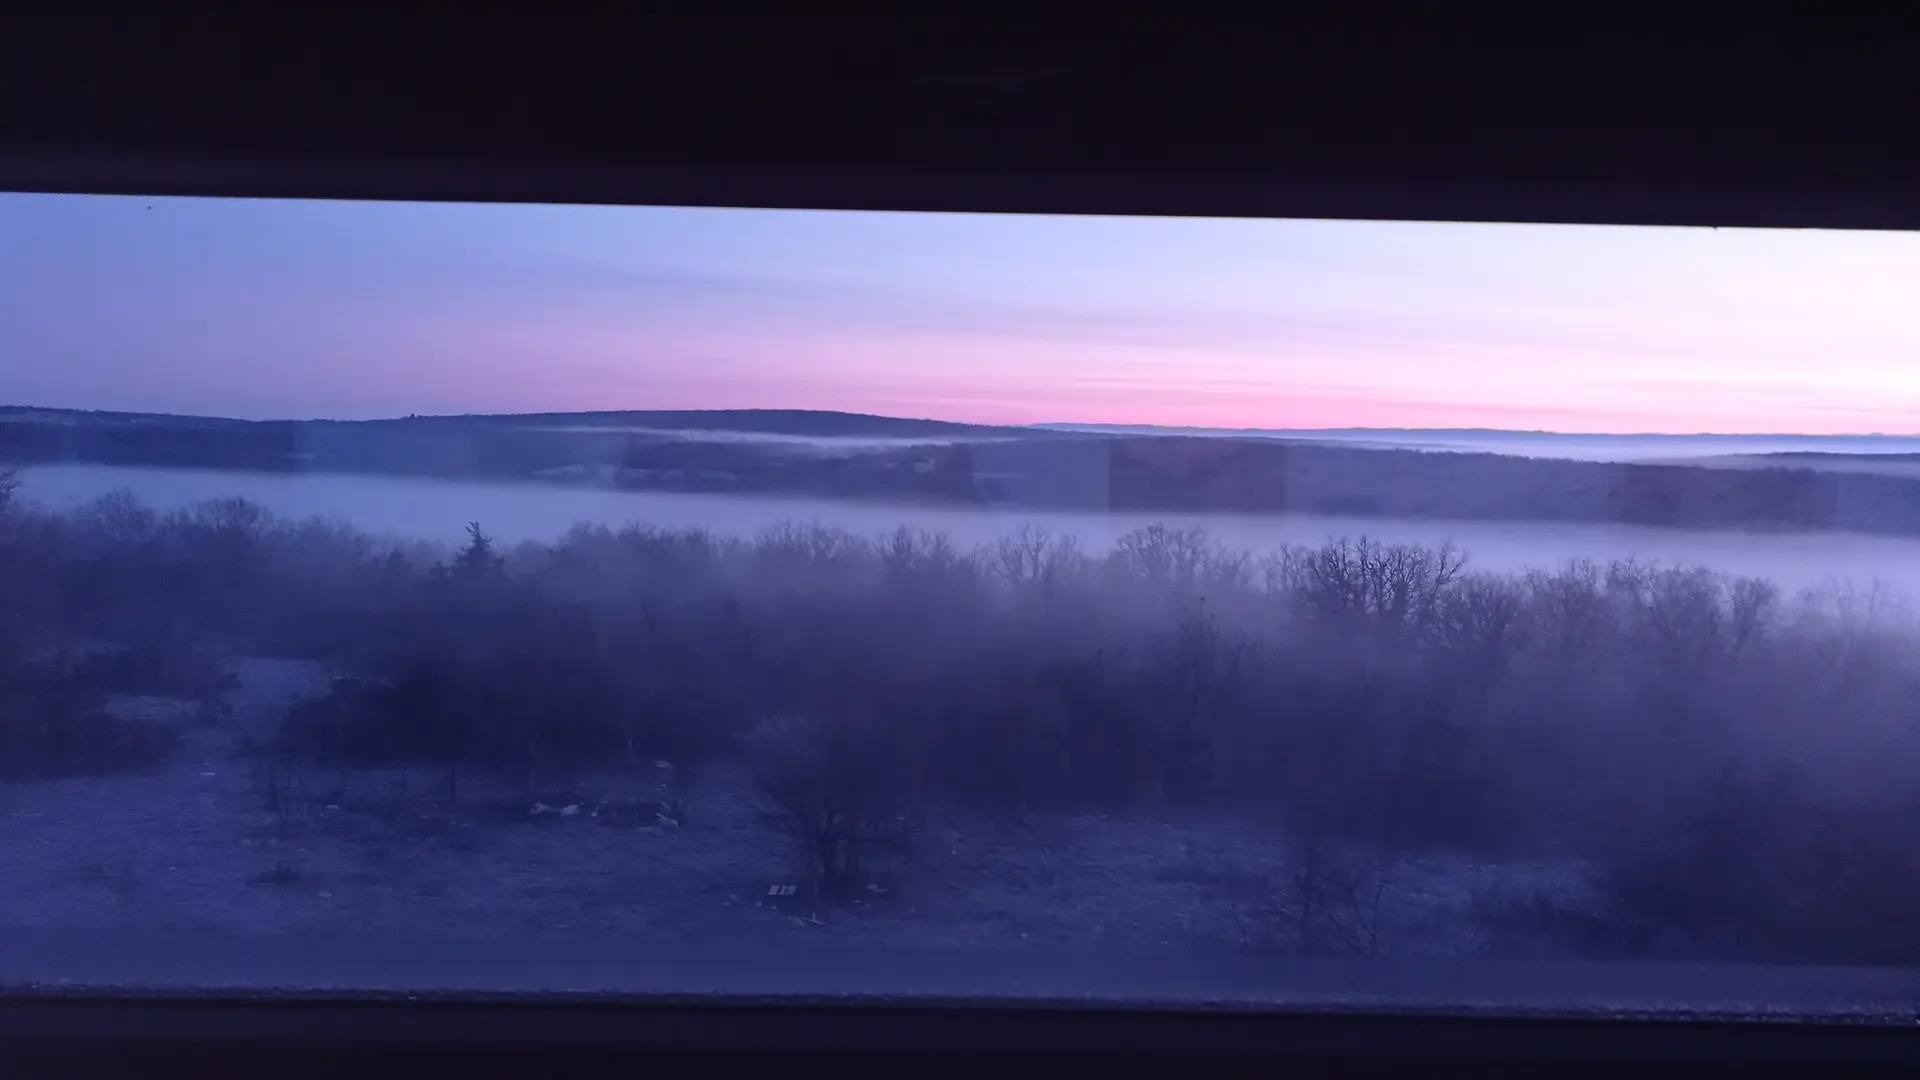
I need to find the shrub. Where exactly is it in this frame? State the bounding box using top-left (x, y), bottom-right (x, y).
top-left (1598, 767), bottom-right (1920, 965)
top-left (0, 663), bottom-right (181, 780)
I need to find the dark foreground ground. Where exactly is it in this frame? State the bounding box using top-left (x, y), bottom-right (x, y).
top-left (0, 660), bottom-right (1599, 956)
top-left (2, 659), bottom-right (1916, 1022)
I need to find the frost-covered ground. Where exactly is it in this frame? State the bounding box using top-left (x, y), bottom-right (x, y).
top-left (0, 659), bottom-right (1598, 960)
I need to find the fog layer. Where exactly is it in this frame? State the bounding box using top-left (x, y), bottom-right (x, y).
top-left (18, 464), bottom-right (1920, 597)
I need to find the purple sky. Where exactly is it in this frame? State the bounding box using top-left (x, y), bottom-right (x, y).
top-left (2, 193), bottom-right (1917, 434)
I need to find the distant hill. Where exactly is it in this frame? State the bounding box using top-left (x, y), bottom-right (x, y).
top-left (6, 406), bottom-right (1920, 537)
top-left (0, 406), bottom-right (1019, 438)
top-left (1757, 452), bottom-right (1920, 464)
top-left (1037, 422), bottom-right (1920, 461)
top-left (375, 409), bottom-right (1015, 439)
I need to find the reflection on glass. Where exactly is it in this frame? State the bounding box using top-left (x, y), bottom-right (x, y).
top-left (1, 194), bottom-right (1919, 1007)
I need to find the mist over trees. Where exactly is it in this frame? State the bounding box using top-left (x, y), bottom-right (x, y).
top-left (4, 482), bottom-right (1920, 963)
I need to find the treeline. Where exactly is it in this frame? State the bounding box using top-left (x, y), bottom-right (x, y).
top-left (4, 481), bottom-right (1920, 963)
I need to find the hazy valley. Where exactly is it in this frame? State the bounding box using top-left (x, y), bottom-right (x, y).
top-left (4, 406), bottom-right (1920, 991)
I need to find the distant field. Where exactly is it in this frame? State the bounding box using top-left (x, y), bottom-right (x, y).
top-left (1041, 423), bottom-right (1920, 464)
top-left (1690, 453), bottom-right (1920, 480)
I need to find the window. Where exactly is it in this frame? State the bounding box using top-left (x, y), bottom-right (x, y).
top-left (2, 192), bottom-right (1918, 1012)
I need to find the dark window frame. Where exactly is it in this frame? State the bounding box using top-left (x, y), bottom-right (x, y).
top-left (5, 11), bottom-right (1920, 1075)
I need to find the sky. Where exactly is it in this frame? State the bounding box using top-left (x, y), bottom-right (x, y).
top-left (2, 192), bottom-right (1918, 434)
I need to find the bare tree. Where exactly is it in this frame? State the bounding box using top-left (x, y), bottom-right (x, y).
top-left (1226, 834), bottom-right (1399, 956)
top-left (991, 524), bottom-right (1056, 590)
top-left (1275, 536), bottom-right (1466, 637)
top-left (989, 525), bottom-right (1084, 609)
top-left (747, 713), bottom-right (918, 901)
top-left (1111, 524), bottom-right (1215, 592)
top-left (1138, 601), bottom-right (1248, 806)
top-left (1430, 572), bottom-right (1525, 710)
top-left (1521, 560), bottom-right (1609, 717)
top-left (879, 526), bottom-right (974, 595)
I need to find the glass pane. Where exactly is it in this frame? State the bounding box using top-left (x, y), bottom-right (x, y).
top-left (3, 193), bottom-right (1919, 1014)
